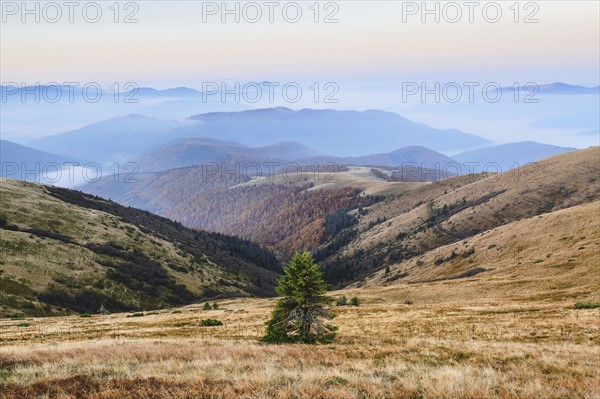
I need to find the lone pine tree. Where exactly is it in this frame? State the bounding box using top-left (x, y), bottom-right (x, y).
top-left (263, 252), bottom-right (337, 344)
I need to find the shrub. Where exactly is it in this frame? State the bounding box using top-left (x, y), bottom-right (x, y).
top-left (575, 302), bottom-right (600, 309)
top-left (336, 295), bottom-right (348, 306)
top-left (201, 318), bottom-right (223, 326)
top-left (350, 297), bottom-right (361, 307)
top-left (203, 302), bottom-right (212, 310)
top-left (212, 303), bottom-right (219, 310)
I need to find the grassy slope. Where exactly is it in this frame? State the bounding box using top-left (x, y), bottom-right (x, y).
top-left (0, 179), bottom-right (280, 317)
top-left (353, 201), bottom-right (600, 302)
top-left (316, 147), bottom-right (600, 284)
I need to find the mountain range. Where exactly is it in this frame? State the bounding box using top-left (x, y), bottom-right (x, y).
top-left (186, 107), bottom-right (490, 154)
top-left (135, 138), bottom-right (324, 172)
top-left (4, 122), bottom-right (578, 190)
top-left (80, 142), bottom-right (596, 264)
top-left (25, 108), bottom-right (491, 162)
top-left (15, 106), bottom-right (577, 176)
top-left (2, 147), bottom-right (598, 317)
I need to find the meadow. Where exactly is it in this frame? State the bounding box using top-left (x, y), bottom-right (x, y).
top-left (1, 285), bottom-right (598, 399)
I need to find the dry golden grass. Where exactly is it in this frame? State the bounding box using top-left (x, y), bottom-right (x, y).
top-left (355, 201), bottom-right (600, 300)
top-left (343, 147), bottom-right (600, 260)
top-left (0, 178), bottom-right (273, 317)
top-left (1, 286), bottom-right (599, 399)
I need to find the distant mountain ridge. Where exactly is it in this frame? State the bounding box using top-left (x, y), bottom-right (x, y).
top-left (0, 140), bottom-right (86, 180)
top-left (125, 87), bottom-right (202, 98)
top-left (23, 107), bottom-right (492, 164)
top-left (531, 82), bottom-right (599, 95)
top-left (27, 115), bottom-right (184, 162)
top-left (453, 141), bottom-right (577, 172)
top-left (135, 138), bottom-right (457, 173)
top-left (5, 83), bottom-right (595, 101)
top-left (187, 107), bottom-right (490, 155)
top-left (135, 138), bottom-right (324, 172)
top-left (303, 146), bottom-right (456, 169)
top-left (496, 82), bottom-right (600, 95)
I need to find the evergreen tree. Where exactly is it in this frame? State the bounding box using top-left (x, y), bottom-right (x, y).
top-left (264, 252), bottom-right (337, 344)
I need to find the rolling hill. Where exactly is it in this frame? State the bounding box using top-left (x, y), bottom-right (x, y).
top-left (313, 147), bottom-right (600, 284)
top-left (300, 145), bottom-right (456, 169)
top-left (81, 165), bottom-right (383, 257)
top-left (135, 139), bottom-right (456, 173)
top-left (0, 179), bottom-right (281, 317)
top-left (352, 199), bottom-right (599, 303)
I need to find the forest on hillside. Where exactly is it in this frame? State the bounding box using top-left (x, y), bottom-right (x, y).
top-left (166, 184), bottom-right (381, 256)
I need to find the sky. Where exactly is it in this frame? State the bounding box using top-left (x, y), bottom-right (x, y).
top-left (1, 1), bottom-right (599, 149)
top-left (2, 1), bottom-right (599, 87)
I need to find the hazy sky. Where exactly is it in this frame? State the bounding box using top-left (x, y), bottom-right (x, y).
top-left (2, 1), bottom-right (599, 87)
top-left (1, 1), bottom-right (599, 150)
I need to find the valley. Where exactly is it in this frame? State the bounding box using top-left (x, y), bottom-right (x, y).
top-left (1, 143), bottom-right (599, 399)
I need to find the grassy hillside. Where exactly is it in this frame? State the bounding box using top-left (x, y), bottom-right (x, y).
top-left (353, 201), bottom-right (600, 302)
top-left (0, 179), bottom-right (281, 317)
top-left (316, 147), bottom-right (600, 284)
